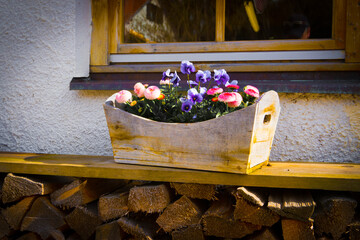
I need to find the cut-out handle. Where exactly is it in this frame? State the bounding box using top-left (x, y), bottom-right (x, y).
top-left (263, 114), bottom-right (271, 125)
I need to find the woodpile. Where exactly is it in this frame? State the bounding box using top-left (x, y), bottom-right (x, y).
top-left (0, 172), bottom-right (358, 240)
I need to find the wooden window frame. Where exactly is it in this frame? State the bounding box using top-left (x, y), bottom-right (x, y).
top-left (70, 0), bottom-right (360, 93)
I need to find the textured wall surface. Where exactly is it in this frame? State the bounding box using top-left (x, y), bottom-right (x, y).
top-left (0, 0), bottom-right (359, 163)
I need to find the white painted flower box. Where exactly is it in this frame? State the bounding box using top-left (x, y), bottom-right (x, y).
top-left (104, 91), bottom-right (280, 174)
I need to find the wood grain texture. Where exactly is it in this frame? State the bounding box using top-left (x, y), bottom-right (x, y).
top-left (91, 0), bottom-right (109, 65)
top-left (0, 152), bottom-right (359, 191)
top-left (104, 91), bottom-right (280, 174)
top-left (215, 0), bottom-right (225, 42)
top-left (345, 0), bottom-right (360, 62)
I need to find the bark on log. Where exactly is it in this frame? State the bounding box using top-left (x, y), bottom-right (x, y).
top-left (2, 173), bottom-right (68, 204)
top-left (65, 203), bottom-right (103, 240)
top-left (313, 196), bottom-right (357, 240)
top-left (21, 196), bottom-right (67, 240)
top-left (234, 195), bottom-right (280, 227)
top-left (234, 186), bottom-right (268, 207)
top-left (0, 213), bottom-right (10, 239)
top-left (202, 194), bottom-right (261, 238)
top-left (16, 232), bottom-right (42, 240)
top-left (2, 196), bottom-right (36, 230)
top-left (245, 228), bottom-right (281, 240)
top-left (282, 190), bottom-right (315, 221)
top-left (171, 224), bottom-right (205, 240)
top-left (348, 221), bottom-right (360, 240)
top-left (156, 195), bottom-right (205, 232)
top-left (98, 190), bottom-right (129, 222)
top-left (128, 184), bottom-right (172, 213)
top-left (281, 218), bottom-right (315, 240)
top-left (170, 183), bottom-right (216, 200)
top-left (51, 178), bottom-right (126, 209)
top-left (95, 220), bottom-right (126, 240)
top-left (117, 216), bottom-right (158, 240)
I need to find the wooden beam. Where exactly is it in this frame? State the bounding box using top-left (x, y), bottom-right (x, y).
top-left (332, 0), bottom-right (346, 48)
top-left (215, 0), bottom-right (225, 41)
top-left (114, 40), bottom-right (341, 54)
top-left (90, 0), bottom-right (109, 65)
top-left (108, 0), bottom-right (118, 53)
top-left (346, 0), bottom-right (360, 62)
top-left (0, 153), bottom-right (359, 192)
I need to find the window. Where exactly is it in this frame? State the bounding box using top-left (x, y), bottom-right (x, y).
top-left (70, 0), bottom-right (360, 93)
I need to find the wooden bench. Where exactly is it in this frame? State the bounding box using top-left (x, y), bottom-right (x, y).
top-left (0, 152), bottom-right (359, 192)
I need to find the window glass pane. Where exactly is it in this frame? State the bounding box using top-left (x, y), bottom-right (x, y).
top-left (124, 0), bottom-right (216, 43)
top-left (225, 0), bottom-right (333, 40)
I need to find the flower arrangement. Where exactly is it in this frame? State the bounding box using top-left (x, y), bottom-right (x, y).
top-left (114, 60), bottom-right (260, 123)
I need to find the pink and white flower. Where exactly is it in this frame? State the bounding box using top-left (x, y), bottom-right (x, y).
top-left (227, 92), bottom-right (243, 108)
top-left (115, 90), bottom-right (132, 104)
top-left (218, 92), bottom-right (237, 103)
top-left (244, 85), bottom-right (260, 98)
top-left (207, 87), bottom-right (223, 95)
top-left (134, 82), bottom-right (146, 98)
top-left (144, 86), bottom-right (161, 100)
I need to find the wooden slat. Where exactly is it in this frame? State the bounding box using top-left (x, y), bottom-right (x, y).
top-left (332, 0), bottom-right (346, 48)
top-left (215, 0), bottom-right (225, 42)
top-left (90, 0), bottom-right (109, 65)
top-left (345, 0), bottom-right (360, 62)
top-left (90, 62), bottom-right (360, 73)
top-left (0, 153), bottom-right (359, 192)
top-left (108, 0), bottom-right (119, 53)
top-left (115, 40), bottom-right (340, 54)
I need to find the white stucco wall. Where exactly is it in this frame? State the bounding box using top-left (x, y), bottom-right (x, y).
top-left (0, 0), bottom-right (359, 163)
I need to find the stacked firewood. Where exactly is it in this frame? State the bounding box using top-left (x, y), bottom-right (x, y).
top-left (0, 173), bottom-right (359, 240)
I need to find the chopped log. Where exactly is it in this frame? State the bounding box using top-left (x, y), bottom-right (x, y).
top-left (313, 196), bottom-right (357, 240)
top-left (117, 216), bottom-right (158, 240)
top-left (0, 214), bottom-right (10, 239)
top-left (268, 191), bottom-right (283, 216)
top-left (348, 221), bottom-right (360, 240)
top-left (171, 224), bottom-right (205, 240)
top-left (234, 186), bottom-right (268, 207)
top-left (95, 220), bottom-right (126, 240)
top-left (48, 229), bottom-right (65, 240)
top-left (98, 190), bottom-right (129, 222)
top-left (234, 195), bottom-right (280, 227)
top-left (21, 196), bottom-right (67, 240)
top-left (2, 196), bottom-right (36, 230)
top-left (51, 178), bottom-right (126, 209)
top-left (128, 184), bottom-right (172, 213)
top-left (281, 218), bottom-right (315, 240)
top-left (16, 232), bottom-right (41, 240)
top-left (282, 190), bottom-right (315, 221)
top-left (245, 228), bottom-right (281, 240)
top-left (156, 195), bottom-right (205, 232)
top-left (65, 203), bottom-right (103, 240)
top-left (65, 232), bottom-right (82, 240)
top-left (170, 182), bottom-right (216, 200)
top-left (1, 173), bottom-right (69, 204)
top-left (202, 194), bottom-right (261, 238)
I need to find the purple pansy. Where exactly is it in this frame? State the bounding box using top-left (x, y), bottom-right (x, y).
top-left (162, 69), bottom-right (174, 80)
top-left (170, 71), bottom-right (181, 86)
top-left (180, 60), bottom-right (196, 75)
top-left (195, 70), bottom-right (211, 84)
top-left (181, 99), bottom-right (193, 112)
top-left (187, 80), bottom-right (198, 88)
top-left (188, 88), bottom-right (203, 104)
top-left (199, 87), bottom-right (207, 97)
top-left (214, 69), bottom-right (230, 86)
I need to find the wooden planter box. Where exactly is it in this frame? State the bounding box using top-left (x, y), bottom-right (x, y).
top-left (104, 91), bottom-right (280, 174)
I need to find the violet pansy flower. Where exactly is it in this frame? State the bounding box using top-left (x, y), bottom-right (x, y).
top-left (181, 60), bottom-right (196, 75)
top-left (188, 88), bottom-right (203, 104)
top-left (181, 99), bottom-right (193, 112)
top-left (162, 69), bottom-right (174, 80)
top-left (214, 69), bottom-right (230, 86)
top-left (195, 70), bottom-right (211, 84)
top-left (170, 71), bottom-right (181, 86)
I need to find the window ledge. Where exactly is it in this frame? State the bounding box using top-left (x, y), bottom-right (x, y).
top-left (0, 152), bottom-right (359, 191)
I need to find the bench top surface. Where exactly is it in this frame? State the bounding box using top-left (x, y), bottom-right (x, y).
top-left (0, 152), bottom-right (359, 191)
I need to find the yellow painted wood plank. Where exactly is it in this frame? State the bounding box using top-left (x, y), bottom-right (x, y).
top-left (0, 153), bottom-right (359, 192)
